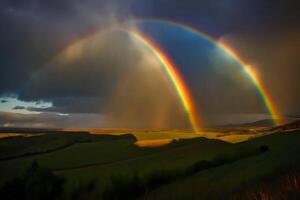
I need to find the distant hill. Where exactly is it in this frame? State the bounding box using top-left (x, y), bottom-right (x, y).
top-left (222, 118), bottom-right (298, 128)
top-left (270, 119), bottom-right (300, 132)
top-left (287, 114), bottom-right (300, 118)
top-left (237, 119), bottom-right (275, 127)
top-left (0, 127), bottom-right (61, 133)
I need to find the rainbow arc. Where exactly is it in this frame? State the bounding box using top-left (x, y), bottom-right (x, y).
top-left (42, 19), bottom-right (281, 132)
top-left (129, 31), bottom-right (201, 132)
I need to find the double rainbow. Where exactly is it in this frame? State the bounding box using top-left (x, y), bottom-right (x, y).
top-left (43, 19), bottom-right (281, 131)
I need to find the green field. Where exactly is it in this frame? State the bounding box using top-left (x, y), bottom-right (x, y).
top-left (147, 132), bottom-right (300, 199)
top-left (0, 129), bottom-right (300, 199)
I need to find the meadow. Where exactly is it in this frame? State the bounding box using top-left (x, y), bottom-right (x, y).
top-left (0, 122), bottom-right (300, 199)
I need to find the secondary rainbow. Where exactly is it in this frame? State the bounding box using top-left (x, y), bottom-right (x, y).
top-left (218, 42), bottom-right (282, 125)
top-left (133, 19), bottom-right (281, 125)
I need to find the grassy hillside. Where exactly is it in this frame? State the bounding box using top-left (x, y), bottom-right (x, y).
top-left (0, 133), bottom-right (136, 185)
top-left (1, 129), bottom-right (300, 199)
top-left (0, 132), bottom-right (231, 194)
top-left (144, 131), bottom-right (300, 199)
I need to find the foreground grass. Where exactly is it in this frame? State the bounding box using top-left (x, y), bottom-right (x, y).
top-left (0, 140), bottom-right (267, 200)
top-left (145, 131), bottom-right (300, 199)
top-left (229, 167), bottom-right (300, 199)
top-left (101, 145), bottom-right (268, 199)
top-left (0, 133), bottom-right (232, 197)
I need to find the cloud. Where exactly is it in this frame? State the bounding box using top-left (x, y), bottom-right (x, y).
top-left (26, 97), bottom-right (103, 114)
top-left (131, 0), bottom-right (300, 35)
top-left (0, 0), bottom-right (131, 95)
top-left (1, 0), bottom-right (298, 97)
top-left (0, 0), bottom-right (299, 127)
top-left (16, 29), bottom-right (189, 129)
top-left (18, 31), bottom-right (144, 101)
top-left (0, 111), bottom-right (105, 128)
top-left (13, 106), bottom-right (26, 110)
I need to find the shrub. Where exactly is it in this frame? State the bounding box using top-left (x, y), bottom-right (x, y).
top-left (71, 179), bottom-right (98, 200)
top-left (102, 146), bottom-right (269, 199)
top-left (103, 173), bottom-right (144, 200)
top-left (146, 169), bottom-right (181, 190)
top-left (185, 160), bottom-right (212, 176)
top-left (213, 154), bottom-right (231, 165)
top-left (259, 145), bottom-right (269, 153)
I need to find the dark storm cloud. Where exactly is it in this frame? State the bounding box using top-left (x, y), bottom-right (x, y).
top-left (1, 0), bottom-right (298, 95)
top-left (27, 97), bottom-right (103, 114)
top-left (0, 111), bottom-right (105, 128)
top-left (131, 0), bottom-right (300, 117)
top-left (0, 0), bottom-right (299, 125)
top-left (0, 1), bottom-right (71, 94)
top-left (0, 0), bottom-right (131, 95)
top-left (0, 111), bottom-right (65, 128)
top-left (15, 30), bottom-right (147, 117)
top-left (131, 0), bottom-right (300, 35)
top-left (13, 106), bottom-right (26, 110)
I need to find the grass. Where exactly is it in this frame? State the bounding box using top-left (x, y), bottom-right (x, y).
top-left (101, 144), bottom-right (269, 199)
top-left (54, 137), bottom-right (231, 198)
top-left (230, 168), bottom-right (300, 199)
top-left (0, 132), bottom-right (104, 160)
top-left (0, 161), bottom-right (66, 200)
top-left (0, 133), bottom-right (137, 185)
top-left (145, 131), bottom-right (300, 199)
top-left (1, 130), bottom-right (300, 199)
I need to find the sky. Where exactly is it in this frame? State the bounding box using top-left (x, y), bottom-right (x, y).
top-left (0, 0), bottom-right (299, 129)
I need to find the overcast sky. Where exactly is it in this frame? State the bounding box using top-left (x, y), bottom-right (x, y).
top-left (0, 0), bottom-right (299, 129)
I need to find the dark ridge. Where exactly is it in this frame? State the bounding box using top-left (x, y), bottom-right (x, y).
top-left (0, 133), bottom-right (137, 162)
top-left (0, 127), bottom-right (62, 134)
top-left (0, 141), bottom-right (77, 162)
top-left (270, 119), bottom-right (300, 131)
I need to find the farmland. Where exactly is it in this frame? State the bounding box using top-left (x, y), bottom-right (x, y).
top-left (0, 122), bottom-right (300, 199)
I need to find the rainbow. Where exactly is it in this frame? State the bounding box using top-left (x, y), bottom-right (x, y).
top-left (41, 19), bottom-right (281, 130)
top-left (132, 19), bottom-right (281, 125)
top-left (128, 31), bottom-right (201, 132)
top-left (218, 42), bottom-right (282, 125)
top-left (42, 27), bottom-right (202, 132)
